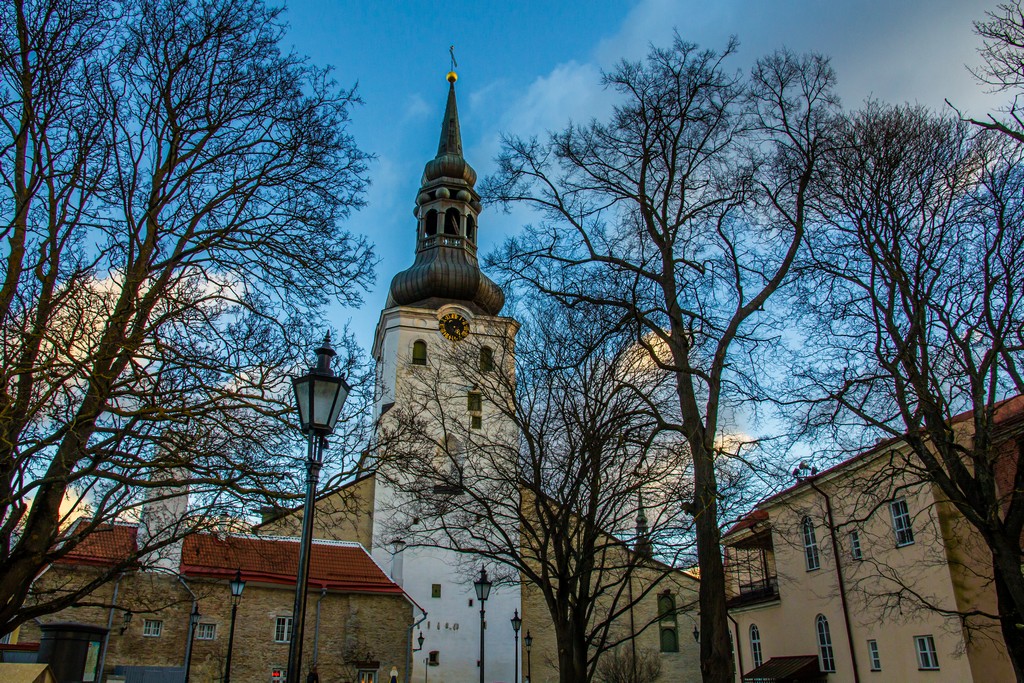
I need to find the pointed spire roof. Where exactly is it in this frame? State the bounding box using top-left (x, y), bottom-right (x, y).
top-left (386, 70), bottom-right (503, 316)
top-left (437, 75), bottom-right (463, 157)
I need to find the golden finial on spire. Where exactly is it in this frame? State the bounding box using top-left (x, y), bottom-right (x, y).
top-left (448, 45), bottom-right (458, 83)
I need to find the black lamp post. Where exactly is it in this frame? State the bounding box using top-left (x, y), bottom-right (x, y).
top-left (224, 569), bottom-right (246, 683)
top-left (524, 630), bottom-right (532, 683)
top-left (286, 334), bottom-right (350, 683)
top-left (510, 609), bottom-right (522, 683)
top-left (184, 603), bottom-right (201, 683)
top-left (473, 567), bottom-right (492, 683)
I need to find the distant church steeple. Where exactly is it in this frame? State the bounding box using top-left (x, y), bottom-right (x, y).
top-left (387, 71), bottom-right (504, 315)
top-left (635, 492), bottom-right (653, 560)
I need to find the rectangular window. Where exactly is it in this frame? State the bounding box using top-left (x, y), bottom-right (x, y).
top-left (428, 651), bottom-right (440, 666)
top-left (271, 668), bottom-right (287, 682)
top-left (803, 517), bottom-right (820, 571)
top-left (915, 635), bottom-right (939, 670)
top-left (867, 639), bottom-right (881, 671)
top-left (890, 498), bottom-right (915, 546)
top-left (274, 617), bottom-right (293, 643)
top-left (142, 619), bottom-right (163, 637)
top-left (357, 672), bottom-right (378, 683)
top-left (431, 583), bottom-right (442, 598)
top-left (470, 415), bottom-right (482, 429)
top-left (467, 392), bottom-right (482, 412)
top-left (850, 529), bottom-right (863, 560)
top-left (196, 623), bottom-right (216, 640)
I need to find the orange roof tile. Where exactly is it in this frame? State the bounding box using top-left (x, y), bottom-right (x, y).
top-left (180, 534), bottom-right (403, 594)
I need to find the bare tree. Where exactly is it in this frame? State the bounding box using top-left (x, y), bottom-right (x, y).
top-left (595, 645), bottom-right (663, 683)
top-left (481, 37), bottom-right (839, 682)
top-left (0, 0), bottom-right (374, 634)
top-left (376, 295), bottom-right (697, 683)
top-left (969, 0), bottom-right (1024, 143)
top-left (794, 101), bottom-right (1024, 677)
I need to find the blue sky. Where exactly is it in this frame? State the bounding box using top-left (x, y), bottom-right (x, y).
top-left (281, 0), bottom-right (1006, 352)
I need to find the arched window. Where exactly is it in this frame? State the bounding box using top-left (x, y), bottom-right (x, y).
top-left (411, 340), bottom-right (427, 366)
top-left (816, 615), bottom-right (835, 673)
top-left (657, 591), bottom-right (678, 653)
top-left (802, 516), bottom-right (820, 571)
top-left (444, 208), bottom-right (460, 235)
top-left (424, 209), bottom-right (438, 237)
top-left (750, 624), bottom-right (763, 668)
top-left (466, 215), bottom-right (476, 242)
top-left (479, 347), bottom-right (494, 372)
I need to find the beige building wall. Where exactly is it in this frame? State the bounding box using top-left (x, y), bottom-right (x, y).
top-left (725, 447), bottom-right (1014, 682)
top-left (257, 475), bottom-right (376, 547)
top-left (22, 565), bottom-right (413, 683)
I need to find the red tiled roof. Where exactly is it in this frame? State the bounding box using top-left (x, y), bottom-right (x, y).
top-left (724, 510), bottom-right (768, 536)
top-left (179, 534), bottom-right (404, 594)
top-left (60, 524), bottom-right (137, 566)
top-left (55, 525), bottom-right (403, 596)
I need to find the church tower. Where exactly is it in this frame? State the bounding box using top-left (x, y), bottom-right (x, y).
top-left (370, 71), bottom-right (520, 683)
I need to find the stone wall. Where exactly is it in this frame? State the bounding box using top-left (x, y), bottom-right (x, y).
top-left (23, 565), bottom-right (413, 683)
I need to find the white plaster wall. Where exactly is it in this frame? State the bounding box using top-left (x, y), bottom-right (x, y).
top-left (371, 304), bottom-right (523, 682)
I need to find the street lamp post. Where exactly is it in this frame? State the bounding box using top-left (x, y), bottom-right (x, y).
top-left (473, 567), bottom-right (492, 683)
top-left (286, 335), bottom-right (350, 683)
top-left (510, 609), bottom-right (522, 683)
top-left (523, 630), bottom-right (532, 683)
top-left (224, 569), bottom-right (246, 683)
top-left (184, 603), bottom-right (201, 683)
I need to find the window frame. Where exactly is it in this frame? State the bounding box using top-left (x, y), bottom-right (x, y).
top-left (479, 347), bottom-right (494, 372)
top-left (867, 639), bottom-right (881, 671)
top-left (749, 624), bottom-right (763, 668)
top-left (142, 619), bottom-right (163, 637)
top-left (195, 622), bottom-right (217, 640)
top-left (274, 616), bottom-right (293, 643)
top-left (850, 529), bottom-right (863, 560)
top-left (357, 672), bottom-right (378, 683)
top-left (915, 635), bottom-right (939, 670)
top-left (816, 615), bottom-right (836, 673)
top-left (411, 340), bottom-right (428, 366)
top-left (890, 498), bottom-right (915, 547)
top-left (431, 583), bottom-right (442, 598)
top-left (271, 667), bottom-right (287, 682)
top-left (803, 517), bottom-right (820, 571)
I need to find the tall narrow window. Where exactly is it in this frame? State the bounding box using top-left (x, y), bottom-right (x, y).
top-left (424, 209), bottom-right (438, 236)
top-left (915, 635), bottom-right (939, 670)
top-left (749, 624), bottom-right (763, 668)
top-left (479, 347), bottom-right (494, 372)
top-left (867, 639), bottom-right (881, 671)
top-left (444, 208), bottom-right (460, 235)
top-left (850, 529), bottom-right (863, 560)
top-left (890, 498), bottom-right (915, 546)
top-left (657, 592), bottom-right (679, 653)
top-left (816, 615), bottom-right (835, 673)
top-left (466, 215), bottom-right (476, 242)
top-left (803, 517), bottom-right (820, 571)
top-left (411, 340), bottom-right (427, 366)
top-left (467, 392), bottom-right (482, 412)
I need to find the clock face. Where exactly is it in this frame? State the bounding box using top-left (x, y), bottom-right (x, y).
top-left (439, 312), bottom-right (470, 341)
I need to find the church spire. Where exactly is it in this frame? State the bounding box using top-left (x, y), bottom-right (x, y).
top-left (386, 70), bottom-right (504, 316)
top-left (437, 72), bottom-right (463, 158)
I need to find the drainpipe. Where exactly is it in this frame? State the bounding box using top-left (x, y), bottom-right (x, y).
top-left (405, 610), bottom-right (427, 683)
top-left (178, 577), bottom-right (198, 670)
top-left (312, 587), bottom-right (328, 667)
top-left (808, 478), bottom-right (861, 683)
top-left (96, 573), bottom-right (124, 679)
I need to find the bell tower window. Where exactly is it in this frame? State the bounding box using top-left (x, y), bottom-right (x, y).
top-left (466, 215), bottom-right (476, 242)
top-left (479, 347), bottom-right (494, 372)
top-left (424, 210), bottom-right (438, 237)
top-left (444, 208), bottom-right (460, 235)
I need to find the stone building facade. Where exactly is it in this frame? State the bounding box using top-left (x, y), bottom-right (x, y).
top-left (21, 525), bottom-right (416, 683)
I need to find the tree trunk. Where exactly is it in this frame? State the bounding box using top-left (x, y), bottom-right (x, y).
top-left (555, 620), bottom-right (589, 683)
top-left (995, 554), bottom-right (1024, 682)
top-left (693, 443), bottom-right (735, 683)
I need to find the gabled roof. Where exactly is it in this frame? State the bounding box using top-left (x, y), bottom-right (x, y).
top-left (742, 655), bottom-right (822, 681)
top-left (55, 524), bottom-right (404, 596)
